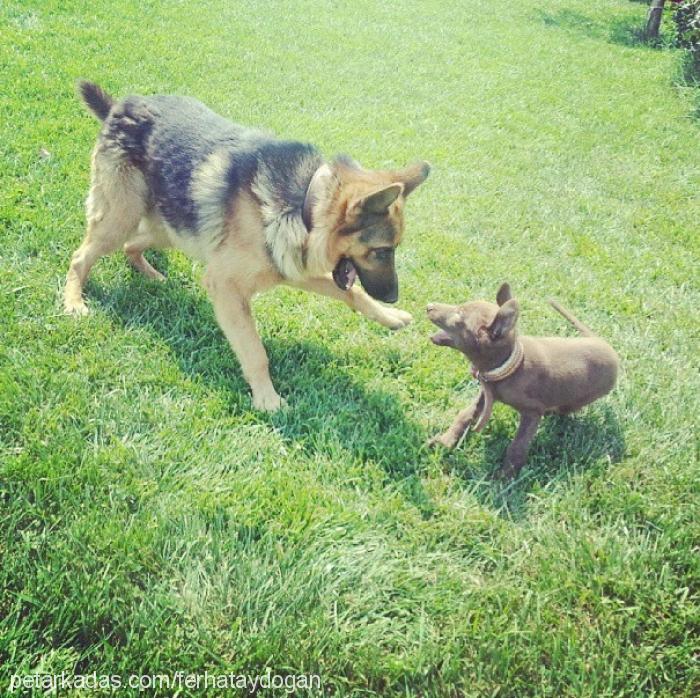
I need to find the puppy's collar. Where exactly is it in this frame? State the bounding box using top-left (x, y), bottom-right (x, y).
top-left (473, 340), bottom-right (524, 383)
top-left (302, 163), bottom-right (332, 232)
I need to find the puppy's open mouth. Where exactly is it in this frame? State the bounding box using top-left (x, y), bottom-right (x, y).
top-left (430, 329), bottom-right (452, 346)
top-left (332, 257), bottom-right (357, 291)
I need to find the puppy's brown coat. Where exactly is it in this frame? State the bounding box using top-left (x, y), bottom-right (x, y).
top-left (427, 284), bottom-right (619, 478)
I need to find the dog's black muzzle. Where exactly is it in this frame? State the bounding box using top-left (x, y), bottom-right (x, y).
top-left (357, 265), bottom-right (399, 304)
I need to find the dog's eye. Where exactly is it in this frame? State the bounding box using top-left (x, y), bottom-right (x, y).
top-left (370, 247), bottom-right (394, 261)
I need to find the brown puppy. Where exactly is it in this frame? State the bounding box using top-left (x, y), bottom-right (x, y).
top-left (64, 82), bottom-right (429, 410)
top-left (427, 284), bottom-right (619, 478)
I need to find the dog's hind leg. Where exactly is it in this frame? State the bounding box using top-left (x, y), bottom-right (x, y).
top-left (123, 216), bottom-right (169, 281)
top-left (64, 152), bottom-right (146, 315)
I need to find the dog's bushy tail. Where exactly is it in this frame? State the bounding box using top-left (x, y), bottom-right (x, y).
top-left (549, 300), bottom-right (596, 337)
top-left (78, 80), bottom-right (114, 121)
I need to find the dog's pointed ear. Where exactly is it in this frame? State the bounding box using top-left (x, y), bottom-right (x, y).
top-left (488, 299), bottom-right (519, 340)
top-left (395, 161), bottom-right (430, 197)
top-left (496, 283), bottom-right (512, 306)
top-left (352, 183), bottom-right (403, 215)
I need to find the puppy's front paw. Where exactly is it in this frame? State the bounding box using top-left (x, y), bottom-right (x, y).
top-left (426, 432), bottom-right (457, 449)
top-left (252, 389), bottom-right (287, 412)
top-left (494, 464), bottom-right (516, 481)
top-left (494, 456), bottom-right (524, 481)
top-left (379, 307), bottom-right (413, 331)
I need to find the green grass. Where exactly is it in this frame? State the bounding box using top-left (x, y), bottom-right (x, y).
top-left (1, 0), bottom-right (699, 695)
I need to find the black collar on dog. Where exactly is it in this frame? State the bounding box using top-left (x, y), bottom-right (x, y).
top-left (302, 164), bottom-right (331, 232)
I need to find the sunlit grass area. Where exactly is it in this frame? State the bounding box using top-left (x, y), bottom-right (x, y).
top-left (1, 1), bottom-right (698, 695)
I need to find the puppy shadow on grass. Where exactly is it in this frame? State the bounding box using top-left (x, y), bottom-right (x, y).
top-left (86, 262), bottom-right (624, 520)
top-left (443, 402), bottom-right (626, 519)
top-left (88, 263), bottom-right (434, 511)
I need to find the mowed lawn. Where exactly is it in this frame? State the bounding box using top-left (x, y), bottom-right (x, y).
top-left (1, 0), bottom-right (699, 695)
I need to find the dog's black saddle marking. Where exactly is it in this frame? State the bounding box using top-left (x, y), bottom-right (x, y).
top-left (105, 94), bottom-right (321, 235)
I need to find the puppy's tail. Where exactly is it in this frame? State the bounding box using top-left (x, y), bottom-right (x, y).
top-left (78, 80), bottom-right (114, 121)
top-left (549, 299), bottom-right (596, 337)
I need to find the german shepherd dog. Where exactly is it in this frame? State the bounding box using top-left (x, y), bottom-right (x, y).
top-left (64, 82), bottom-right (429, 410)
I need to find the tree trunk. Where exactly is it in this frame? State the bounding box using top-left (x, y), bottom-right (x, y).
top-left (645, 0), bottom-right (666, 40)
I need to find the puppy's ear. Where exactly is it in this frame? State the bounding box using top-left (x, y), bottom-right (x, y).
top-left (496, 283), bottom-right (512, 306)
top-left (488, 299), bottom-right (519, 340)
top-left (351, 183), bottom-right (403, 216)
top-left (395, 161), bottom-right (430, 197)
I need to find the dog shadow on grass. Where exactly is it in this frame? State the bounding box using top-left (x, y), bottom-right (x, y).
top-left (88, 263), bottom-right (625, 520)
top-left (445, 403), bottom-right (626, 520)
top-left (88, 264), bottom-right (435, 512)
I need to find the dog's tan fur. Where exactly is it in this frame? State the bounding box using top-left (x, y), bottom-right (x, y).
top-left (64, 85), bottom-right (429, 410)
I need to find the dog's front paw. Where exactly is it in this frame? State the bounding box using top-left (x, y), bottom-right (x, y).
top-left (426, 432), bottom-right (457, 449)
top-left (252, 389), bottom-right (287, 412)
top-left (378, 307), bottom-right (413, 331)
top-left (64, 299), bottom-right (89, 316)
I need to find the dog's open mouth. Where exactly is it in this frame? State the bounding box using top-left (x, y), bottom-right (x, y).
top-left (430, 329), bottom-right (453, 346)
top-left (332, 257), bottom-right (357, 291)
